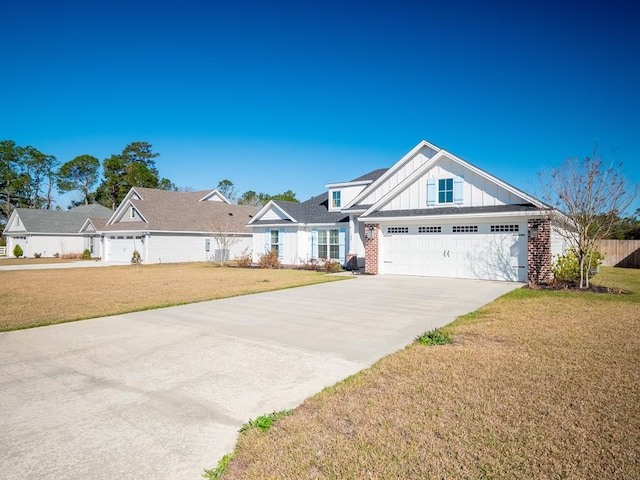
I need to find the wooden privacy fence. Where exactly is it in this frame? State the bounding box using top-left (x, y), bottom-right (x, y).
top-left (595, 240), bottom-right (640, 268)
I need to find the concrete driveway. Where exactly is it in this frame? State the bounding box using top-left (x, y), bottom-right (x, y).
top-left (0, 275), bottom-right (521, 479)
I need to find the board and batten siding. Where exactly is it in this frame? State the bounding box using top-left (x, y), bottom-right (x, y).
top-left (251, 228), bottom-right (305, 265)
top-left (357, 146), bottom-right (437, 206)
top-left (379, 158), bottom-right (522, 212)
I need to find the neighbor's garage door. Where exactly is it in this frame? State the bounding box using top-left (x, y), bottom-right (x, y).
top-left (107, 236), bottom-right (142, 263)
top-left (381, 223), bottom-right (527, 281)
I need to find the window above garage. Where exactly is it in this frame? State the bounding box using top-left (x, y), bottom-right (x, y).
top-left (427, 176), bottom-right (464, 206)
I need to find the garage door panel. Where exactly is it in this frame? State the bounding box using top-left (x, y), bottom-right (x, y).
top-left (382, 229), bottom-right (526, 281)
top-left (108, 237), bottom-right (143, 263)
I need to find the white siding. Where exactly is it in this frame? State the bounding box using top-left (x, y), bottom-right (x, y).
top-left (145, 233), bottom-right (252, 264)
top-left (380, 157), bottom-right (524, 211)
top-left (357, 146), bottom-right (437, 206)
top-left (6, 234), bottom-right (85, 258)
top-left (261, 206), bottom-right (290, 221)
top-left (251, 228), bottom-right (304, 265)
top-left (328, 184), bottom-right (367, 211)
top-left (550, 225), bottom-right (569, 259)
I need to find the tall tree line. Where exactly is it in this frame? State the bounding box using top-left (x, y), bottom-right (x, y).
top-left (0, 140), bottom-right (176, 228)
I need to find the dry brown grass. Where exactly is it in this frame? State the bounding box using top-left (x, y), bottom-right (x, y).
top-left (0, 263), bottom-right (344, 331)
top-left (221, 268), bottom-right (640, 480)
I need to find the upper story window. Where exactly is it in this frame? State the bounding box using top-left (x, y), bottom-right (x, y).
top-left (129, 207), bottom-right (135, 219)
top-left (438, 178), bottom-right (454, 203)
top-left (331, 190), bottom-right (341, 208)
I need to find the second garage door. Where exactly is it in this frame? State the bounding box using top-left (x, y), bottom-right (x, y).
top-left (381, 223), bottom-right (527, 282)
top-left (107, 236), bottom-right (143, 263)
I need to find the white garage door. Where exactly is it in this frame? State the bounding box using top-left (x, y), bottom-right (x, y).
top-left (381, 223), bottom-right (527, 281)
top-left (107, 236), bottom-right (142, 263)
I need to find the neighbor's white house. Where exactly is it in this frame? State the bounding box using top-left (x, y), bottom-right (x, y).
top-left (248, 140), bottom-right (566, 283)
top-left (2, 204), bottom-right (113, 257)
top-left (82, 187), bottom-right (258, 263)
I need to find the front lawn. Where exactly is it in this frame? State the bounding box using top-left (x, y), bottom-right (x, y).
top-left (0, 263), bottom-right (346, 331)
top-left (216, 267), bottom-right (640, 479)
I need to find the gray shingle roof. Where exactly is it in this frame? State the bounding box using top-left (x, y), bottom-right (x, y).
top-left (11, 205), bottom-right (112, 234)
top-left (350, 168), bottom-right (388, 182)
top-left (100, 187), bottom-right (259, 233)
top-left (251, 193), bottom-right (349, 226)
top-left (364, 204), bottom-right (546, 218)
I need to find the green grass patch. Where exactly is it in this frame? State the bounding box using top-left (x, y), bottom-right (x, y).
top-left (415, 327), bottom-right (453, 346)
top-left (203, 410), bottom-right (293, 479)
top-left (239, 410), bottom-right (293, 434)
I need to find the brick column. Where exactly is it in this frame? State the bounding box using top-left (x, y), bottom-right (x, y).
top-left (527, 219), bottom-right (552, 285)
top-left (364, 223), bottom-right (379, 275)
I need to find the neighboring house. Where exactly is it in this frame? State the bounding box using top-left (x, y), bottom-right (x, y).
top-left (249, 140), bottom-right (563, 283)
top-left (2, 204), bottom-right (113, 258)
top-left (82, 187), bottom-right (258, 264)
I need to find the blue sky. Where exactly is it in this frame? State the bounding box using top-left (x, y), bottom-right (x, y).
top-left (2, 0), bottom-right (639, 211)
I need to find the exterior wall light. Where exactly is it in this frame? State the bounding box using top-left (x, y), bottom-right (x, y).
top-left (365, 225), bottom-right (376, 240)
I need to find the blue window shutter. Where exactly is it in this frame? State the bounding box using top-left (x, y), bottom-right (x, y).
top-left (311, 228), bottom-right (318, 259)
top-left (278, 228), bottom-right (285, 260)
top-left (339, 228), bottom-right (346, 264)
top-left (264, 228), bottom-right (270, 253)
top-left (427, 178), bottom-right (436, 206)
top-left (454, 176), bottom-right (464, 204)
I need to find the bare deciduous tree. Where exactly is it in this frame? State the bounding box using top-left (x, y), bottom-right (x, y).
top-left (539, 148), bottom-right (638, 288)
top-left (211, 218), bottom-right (241, 266)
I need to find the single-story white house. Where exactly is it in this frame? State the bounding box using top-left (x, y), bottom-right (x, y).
top-left (248, 140), bottom-right (564, 283)
top-left (2, 204), bottom-right (113, 257)
top-left (83, 187), bottom-right (258, 264)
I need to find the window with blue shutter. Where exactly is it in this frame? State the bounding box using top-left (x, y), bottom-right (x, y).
top-left (453, 176), bottom-right (464, 204)
top-left (427, 178), bottom-right (436, 206)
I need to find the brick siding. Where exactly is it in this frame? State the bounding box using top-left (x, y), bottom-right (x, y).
top-left (527, 218), bottom-right (553, 284)
top-left (364, 224), bottom-right (379, 275)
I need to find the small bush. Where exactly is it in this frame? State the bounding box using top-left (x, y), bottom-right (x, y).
top-left (131, 250), bottom-right (142, 266)
top-left (33, 252), bottom-right (42, 258)
top-left (259, 249), bottom-right (281, 269)
top-left (13, 244), bottom-right (23, 258)
top-left (300, 257), bottom-right (322, 271)
top-left (416, 328), bottom-right (453, 346)
top-left (82, 249), bottom-right (91, 260)
top-left (300, 258), bottom-right (344, 273)
top-left (552, 248), bottom-right (603, 284)
top-left (234, 248), bottom-right (253, 268)
top-left (53, 252), bottom-right (60, 258)
top-left (324, 259), bottom-right (343, 273)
